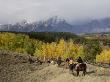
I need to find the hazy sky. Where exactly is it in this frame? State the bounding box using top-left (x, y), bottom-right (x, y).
top-left (0, 0), bottom-right (110, 24)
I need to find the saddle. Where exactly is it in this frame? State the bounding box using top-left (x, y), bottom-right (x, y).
top-left (75, 63), bottom-right (83, 69)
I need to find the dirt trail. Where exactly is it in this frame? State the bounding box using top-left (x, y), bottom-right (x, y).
top-left (23, 64), bottom-right (110, 82)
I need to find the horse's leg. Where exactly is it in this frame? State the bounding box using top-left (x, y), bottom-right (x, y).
top-left (58, 64), bottom-right (59, 67)
top-left (71, 65), bottom-right (73, 73)
top-left (84, 71), bottom-right (86, 76)
top-left (69, 65), bottom-right (73, 74)
top-left (76, 70), bottom-right (79, 76)
top-left (83, 65), bottom-right (87, 76)
top-left (83, 70), bottom-right (86, 76)
top-left (65, 62), bottom-right (67, 68)
top-left (82, 71), bottom-right (84, 76)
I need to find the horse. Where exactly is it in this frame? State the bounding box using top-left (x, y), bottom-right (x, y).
top-left (69, 63), bottom-right (87, 76)
top-left (57, 59), bottom-right (62, 67)
top-left (69, 63), bottom-right (76, 73)
top-left (56, 57), bottom-right (62, 67)
top-left (75, 63), bottom-right (87, 76)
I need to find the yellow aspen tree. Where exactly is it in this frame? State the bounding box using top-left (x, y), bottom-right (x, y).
top-left (96, 49), bottom-right (110, 63)
top-left (56, 39), bottom-right (66, 57)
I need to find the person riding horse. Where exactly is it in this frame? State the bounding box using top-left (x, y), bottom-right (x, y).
top-left (75, 57), bottom-right (84, 68)
top-left (68, 57), bottom-right (87, 76)
top-left (77, 57), bottom-right (83, 63)
top-left (68, 57), bottom-right (74, 72)
top-left (57, 56), bottom-right (62, 66)
top-left (65, 58), bottom-right (70, 68)
top-left (75, 57), bottom-right (87, 76)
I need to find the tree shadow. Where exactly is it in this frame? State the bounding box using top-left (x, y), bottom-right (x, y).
top-left (86, 70), bottom-right (96, 75)
top-left (97, 74), bottom-right (110, 76)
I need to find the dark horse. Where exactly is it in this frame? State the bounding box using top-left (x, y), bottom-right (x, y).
top-left (57, 57), bottom-right (62, 67)
top-left (69, 63), bottom-right (87, 76)
top-left (57, 59), bottom-right (62, 67)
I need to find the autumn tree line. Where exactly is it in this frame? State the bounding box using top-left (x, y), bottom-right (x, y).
top-left (0, 32), bottom-right (110, 64)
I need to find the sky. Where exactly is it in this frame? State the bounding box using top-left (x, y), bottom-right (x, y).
top-left (0, 0), bottom-right (110, 24)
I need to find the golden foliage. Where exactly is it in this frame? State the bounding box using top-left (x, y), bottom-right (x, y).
top-left (96, 49), bottom-right (110, 63)
top-left (34, 39), bottom-right (84, 59)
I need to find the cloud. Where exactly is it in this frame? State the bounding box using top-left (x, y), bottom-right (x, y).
top-left (0, 0), bottom-right (110, 24)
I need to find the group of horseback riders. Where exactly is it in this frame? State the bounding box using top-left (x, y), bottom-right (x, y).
top-left (49, 56), bottom-right (84, 68)
top-left (29, 55), bottom-right (86, 76)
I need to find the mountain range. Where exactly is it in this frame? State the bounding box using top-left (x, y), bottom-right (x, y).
top-left (0, 17), bottom-right (110, 34)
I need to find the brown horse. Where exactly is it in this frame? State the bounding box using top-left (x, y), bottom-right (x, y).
top-left (75, 63), bottom-right (87, 76)
top-left (57, 59), bottom-right (62, 67)
top-left (69, 63), bottom-right (87, 76)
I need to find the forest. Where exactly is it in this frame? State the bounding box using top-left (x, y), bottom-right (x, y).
top-left (0, 32), bottom-right (110, 64)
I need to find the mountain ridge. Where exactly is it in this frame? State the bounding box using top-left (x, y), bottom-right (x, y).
top-left (0, 17), bottom-right (110, 34)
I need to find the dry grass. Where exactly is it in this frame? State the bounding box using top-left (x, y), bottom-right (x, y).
top-left (0, 51), bottom-right (110, 82)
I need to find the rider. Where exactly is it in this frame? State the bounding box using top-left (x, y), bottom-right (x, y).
top-left (69, 57), bottom-right (74, 65)
top-left (66, 58), bottom-right (70, 63)
top-left (75, 57), bottom-right (84, 68)
top-left (47, 59), bottom-right (51, 63)
top-left (65, 58), bottom-right (70, 68)
top-left (69, 57), bottom-right (74, 72)
top-left (77, 57), bottom-right (83, 63)
top-left (57, 56), bottom-right (62, 66)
